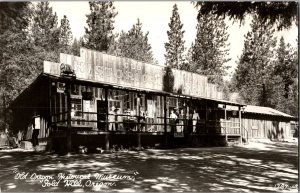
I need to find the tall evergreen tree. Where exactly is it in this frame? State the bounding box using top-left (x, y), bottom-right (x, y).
top-left (232, 14), bottom-right (277, 106)
top-left (59, 15), bottom-right (73, 53)
top-left (31, 2), bottom-right (59, 52)
top-left (182, 42), bottom-right (195, 72)
top-left (273, 37), bottom-right (297, 99)
top-left (114, 19), bottom-right (155, 63)
top-left (164, 4), bottom-right (185, 69)
top-left (270, 37), bottom-right (298, 115)
top-left (0, 2), bottom-right (33, 129)
top-left (191, 11), bottom-right (230, 85)
top-left (84, 1), bottom-right (117, 52)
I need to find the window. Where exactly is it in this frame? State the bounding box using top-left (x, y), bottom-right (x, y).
top-left (71, 98), bottom-right (82, 117)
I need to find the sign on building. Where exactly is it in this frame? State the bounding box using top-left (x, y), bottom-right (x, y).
top-left (43, 48), bottom-right (223, 100)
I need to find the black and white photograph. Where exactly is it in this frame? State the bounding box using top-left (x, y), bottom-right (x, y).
top-left (0, 1), bottom-right (298, 192)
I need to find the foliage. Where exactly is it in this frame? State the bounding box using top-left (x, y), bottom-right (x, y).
top-left (71, 37), bottom-right (84, 56)
top-left (232, 14), bottom-right (277, 107)
top-left (59, 15), bottom-right (73, 53)
top-left (163, 66), bottom-right (174, 93)
top-left (194, 2), bottom-right (298, 30)
top-left (190, 11), bottom-right (230, 86)
top-left (84, 1), bottom-right (117, 52)
top-left (0, 2), bottom-right (32, 128)
top-left (270, 37), bottom-right (298, 116)
top-left (0, 2), bottom-right (62, 129)
top-left (112, 19), bottom-right (155, 63)
top-left (273, 37), bottom-right (298, 98)
top-left (31, 2), bottom-right (60, 52)
top-left (165, 4), bottom-right (185, 69)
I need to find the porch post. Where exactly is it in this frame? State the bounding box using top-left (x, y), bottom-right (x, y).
top-left (239, 106), bottom-right (242, 144)
top-left (105, 87), bottom-right (109, 150)
top-left (137, 96), bottom-right (141, 149)
top-left (205, 100), bottom-right (208, 134)
top-left (66, 80), bottom-right (72, 152)
top-left (224, 105), bottom-right (227, 141)
top-left (164, 95), bottom-right (168, 147)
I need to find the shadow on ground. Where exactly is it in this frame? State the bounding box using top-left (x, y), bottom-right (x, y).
top-left (0, 142), bottom-right (298, 192)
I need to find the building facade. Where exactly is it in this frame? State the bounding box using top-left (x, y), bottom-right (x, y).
top-left (10, 48), bottom-right (246, 151)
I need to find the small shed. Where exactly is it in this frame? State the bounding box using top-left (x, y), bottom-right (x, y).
top-left (241, 105), bottom-right (297, 140)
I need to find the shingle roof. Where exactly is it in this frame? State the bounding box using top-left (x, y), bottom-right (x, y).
top-left (244, 105), bottom-right (295, 118)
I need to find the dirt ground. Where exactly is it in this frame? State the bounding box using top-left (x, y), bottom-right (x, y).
top-left (0, 141), bottom-right (298, 192)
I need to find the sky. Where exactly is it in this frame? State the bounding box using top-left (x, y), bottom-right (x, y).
top-left (50, 1), bottom-right (298, 79)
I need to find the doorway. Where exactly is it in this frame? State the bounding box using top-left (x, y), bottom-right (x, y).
top-left (97, 100), bottom-right (108, 130)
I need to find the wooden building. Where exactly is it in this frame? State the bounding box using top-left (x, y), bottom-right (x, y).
top-left (10, 48), bottom-right (246, 151)
top-left (241, 105), bottom-right (297, 141)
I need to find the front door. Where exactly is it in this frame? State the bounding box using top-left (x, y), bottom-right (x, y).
top-left (97, 100), bottom-right (108, 130)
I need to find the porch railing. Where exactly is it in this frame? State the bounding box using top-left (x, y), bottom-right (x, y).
top-left (51, 111), bottom-right (241, 135)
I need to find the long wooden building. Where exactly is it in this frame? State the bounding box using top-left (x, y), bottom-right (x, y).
top-left (9, 48), bottom-right (247, 151)
top-left (9, 48), bottom-right (297, 151)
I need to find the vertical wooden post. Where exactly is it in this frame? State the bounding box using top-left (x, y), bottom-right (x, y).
top-left (224, 105), bottom-right (227, 139)
top-left (66, 80), bottom-right (72, 152)
top-left (48, 80), bottom-right (53, 151)
top-left (49, 80), bottom-right (52, 131)
top-left (239, 106), bottom-right (242, 144)
top-left (105, 88), bottom-right (109, 150)
top-left (164, 95), bottom-right (168, 147)
top-left (205, 100), bottom-right (208, 134)
top-left (137, 96), bottom-right (141, 149)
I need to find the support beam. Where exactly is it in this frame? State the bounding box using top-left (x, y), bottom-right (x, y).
top-left (224, 105), bottom-right (227, 142)
top-left (105, 88), bottom-right (109, 150)
top-left (164, 95), bottom-right (168, 147)
top-left (239, 106), bottom-right (242, 144)
top-left (205, 100), bottom-right (208, 134)
top-left (137, 96), bottom-right (141, 149)
top-left (66, 81), bottom-right (72, 152)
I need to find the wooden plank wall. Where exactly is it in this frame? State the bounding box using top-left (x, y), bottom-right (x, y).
top-left (44, 48), bottom-right (224, 100)
top-left (242, 115), bottom-right (292, 140)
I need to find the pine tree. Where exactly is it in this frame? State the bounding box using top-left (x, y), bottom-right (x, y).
top-left (114, 19), bottom-right (155, 63)
top-left (164, 4), bottom-right (185, 69)
top-left (182, 43), bottom-right (195, 72)
top-left (0, 2), bottom-right (33, 129)
top-left (59, 15), bottom-right (73, 53)
top-left (233, 14), bottom-right (277, 106)
top-left (270, 37), bottom-right (298, 115)
top-left (273, 37), bottom-right (297, 99)
top-left (31, 2), bottom-right (59, 51)
top-left (84, 1), bottom-right (117, 52)
top-left (191, 11), bottom-right (230, 85)
top-left (71, 37), bottom-right (84, 56)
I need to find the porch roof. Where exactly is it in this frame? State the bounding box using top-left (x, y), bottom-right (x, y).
top-left (243, 105), bottom-right (295, 119)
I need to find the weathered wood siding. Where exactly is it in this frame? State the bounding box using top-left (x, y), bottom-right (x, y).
top-left (11, 77), bottom-right (51, 141)
top-left (241, 114), bottom-right (293, 140)
top-left (44, 48), bottom-right (223, 100)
